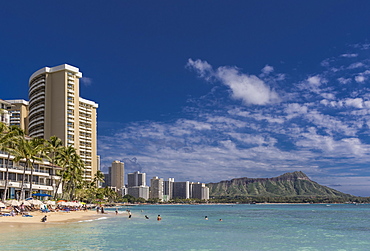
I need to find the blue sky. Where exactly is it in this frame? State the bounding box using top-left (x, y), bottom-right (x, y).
top-left (2, 1), bottom-right (370, 196)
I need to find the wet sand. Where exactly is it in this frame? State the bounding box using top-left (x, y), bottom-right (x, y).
top-left (0, 210), bottom-right (106, 233)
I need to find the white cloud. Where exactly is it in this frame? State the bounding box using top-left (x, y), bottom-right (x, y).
top-left (347, 62), bottom-right (365, 69)
top-left (284, 103), bottom-right (308, 119)
top-left (187, 59), bottom-right (280, 105)
top-left (298, 75), bottom-right (327, 94)
top-left (261, 65), bottom-right (274, 75)
top-left (186, 59), bottom-right (213, 80)
top-left (81, 77), bottom-right (92, 86)
top-left (340, 53), bottom-right (358, 58)
top-left (344, 98), bottom-right (363, 108)
top-left (355, 75), bottom-right (365, 83)
top-left (337, 77), bottom-right (351, 84)
top-left (320, 92), bottom-right (336, 100)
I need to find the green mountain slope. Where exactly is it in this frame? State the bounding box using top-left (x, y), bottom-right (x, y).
top-left (207, 171), bottom-right (353, 198)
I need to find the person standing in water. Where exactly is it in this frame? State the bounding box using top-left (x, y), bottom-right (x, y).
top-left (157, 215), bottom-right (162, 221)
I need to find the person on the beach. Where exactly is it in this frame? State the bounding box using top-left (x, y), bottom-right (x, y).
top-left (96, 206), bottom-right (100, 213)
top-left (101, 207), bottom-right (104, 214)
top-left (157, 215), bottom-right (161, 221)
top-left (115, 208), bottom-right (118, 215)
top-left (41, 215), bottom-right (47, 222)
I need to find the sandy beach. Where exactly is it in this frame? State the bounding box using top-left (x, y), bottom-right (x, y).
top-left (0, 210), bottom-right (106, 233)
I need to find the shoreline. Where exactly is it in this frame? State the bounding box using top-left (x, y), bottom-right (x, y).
top-left (0, 210), bottom-right (108, 233)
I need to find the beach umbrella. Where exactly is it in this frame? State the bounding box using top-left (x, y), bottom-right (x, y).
top-left (58, 201), bottom-right (69, 206)
top-left (29, 199), bottom-right (43, 205)
top-left (0, 202), bottom-right (6, 208)
top-left (45, 201), bottom-right (56, 205)
top-left (6, 200), bottom-right (20, 206)
top-left (20, 200), bottom-right (32, 206)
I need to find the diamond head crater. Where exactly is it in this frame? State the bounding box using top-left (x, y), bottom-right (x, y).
top-left (206, 171), bottom-right (370, 204)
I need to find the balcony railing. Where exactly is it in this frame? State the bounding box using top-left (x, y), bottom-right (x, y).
top-left (0, 164), bottom-right (49, 174)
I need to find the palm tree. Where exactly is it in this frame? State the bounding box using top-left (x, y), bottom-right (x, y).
top-left (64, 152), bottom-right (84, 200)
top-left (29, 138), bottom-right (48, 196)
top-left (0, 122), bottom-right (9, 201)
top-left (47, 136), bottom-right (63, 199)
top-left (0, 125), bottom-right (24, 201)
top-left (13, 136), bottom-right (43, 200)
top-left (93, 170), bottom-right (105, 188)
top-left (54, 145), bottom-right (83, 200)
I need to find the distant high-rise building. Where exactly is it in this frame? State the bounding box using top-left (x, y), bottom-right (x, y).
top-left (127, 171), bottom-right (149, 200)
top-left (163, 178), bottom-right (174, 201)
top-left (110, 160), bottom-right (125, 190)
top-left (127, 171), bottom-right (146, 187)
top-left (127, 186), bottom-right (149, 200)
top-left (173, 181), bottom-right (190, 199)
top-left (28, 64), bottom-right (98, 181)
top-left (190, 182), bottom-right (209, 200)
top-left (103, 173), bottom-right (111, 187)
top-left (150, 176), bottom-right (163, 201)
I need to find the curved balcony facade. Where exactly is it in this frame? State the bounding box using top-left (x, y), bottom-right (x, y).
top-left (28, 74), bottom-right (46, 138)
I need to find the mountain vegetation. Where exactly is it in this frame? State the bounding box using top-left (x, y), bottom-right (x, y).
top-left (206, 171), bottom-right (361, 203)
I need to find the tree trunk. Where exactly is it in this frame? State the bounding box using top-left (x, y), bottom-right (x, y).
top-left (19, 161), bottom-right (28, 201)
top-left (29, 160), bottom-right (35, 197)
top-left (1, 153), bottom-right (11, 201)
top-left (53, 169), bottom-right (65, 200)
top-left (50, 152), bottom-right (55, 199)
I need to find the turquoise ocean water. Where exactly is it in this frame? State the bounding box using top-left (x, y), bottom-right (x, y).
top-left (1, 204), bottom-right (370, 250)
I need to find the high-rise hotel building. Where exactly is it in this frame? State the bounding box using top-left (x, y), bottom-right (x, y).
top-left (28, 64), bottom-right (98, 181)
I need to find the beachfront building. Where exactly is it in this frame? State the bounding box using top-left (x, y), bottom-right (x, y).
top-left (127, 171), bottom-right (149, 200)
top-left (0, 152), bottom-right (61, 200)
top-left (0, 99), bottom-right (11, 125)
top-left (149, 176), bottom-right (163, 201)
top-left (5, 99), bottom-right (29, 133)
top-left (28, 64), bottom-right (99, 182)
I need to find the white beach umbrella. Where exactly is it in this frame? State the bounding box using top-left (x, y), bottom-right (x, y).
top-left (20, 200), bottom-right (32, 206)
top-left (0, 202), bottom-right (6, 207)
top-left (29, 199), bottom-right (43, 205)
top-left (45, 200), bottom-right (56, 205)
top-left (5, 200), bottom-right (20, 206)
top-left (66, 202), bottom-right (75, 207)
